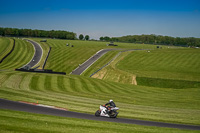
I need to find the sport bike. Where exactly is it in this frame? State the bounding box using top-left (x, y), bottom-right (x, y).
top-left (95, 105), bottom-right (119, 118)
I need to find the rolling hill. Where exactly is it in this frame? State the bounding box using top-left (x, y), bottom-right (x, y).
top-left (0, 37), bottom-right (199, 132)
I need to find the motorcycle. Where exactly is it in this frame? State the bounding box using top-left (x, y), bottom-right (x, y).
top-left (95, 105), bottom-right (119, 118)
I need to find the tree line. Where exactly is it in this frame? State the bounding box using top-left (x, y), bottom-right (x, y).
top-left (100, 34), bottom-right (200, 47)
top-left (0, 27), bottom-right (76, 40)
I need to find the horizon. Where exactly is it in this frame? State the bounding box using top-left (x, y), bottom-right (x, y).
top-left (0, 0), bottom-right (200, 39)
top-left (1, 27), bottom-right (200, 40)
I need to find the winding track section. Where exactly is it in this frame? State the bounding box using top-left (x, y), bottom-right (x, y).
top-left (21, 39), bottom-right (43, 68)
top-left (71, 49), bottom-right (149, 75)
top-left (0, 99), bottom-right (200, 130)
top-left (71, 49), bottom-right (114, 75)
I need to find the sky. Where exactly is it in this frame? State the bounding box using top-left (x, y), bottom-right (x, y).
top-left (0, 0), bottom-right (200, 39)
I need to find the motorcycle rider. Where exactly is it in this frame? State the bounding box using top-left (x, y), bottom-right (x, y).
top-left (104, 99), bottom-right (116, 114)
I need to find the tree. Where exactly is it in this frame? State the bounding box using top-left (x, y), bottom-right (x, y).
top-left (100, 37), bottom-right (104, 41)
top-left (104, 36), bottom-right (110, 41)
top-left (13, 28), bottom-right (19, 36)
top-left (85, 35), bottom-right (89, 40)
top-left (66, 33), bottom-right (76, 40)
top-left (0, 27), bottom-right (5, 36)
top-left (79, 34), bottom-right (84, 40)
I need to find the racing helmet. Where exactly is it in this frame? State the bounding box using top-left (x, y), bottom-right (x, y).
top-left (109, 99), bottom-right (113, 102)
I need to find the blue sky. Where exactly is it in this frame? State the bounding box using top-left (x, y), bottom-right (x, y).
top-left (0, 0), bottom-right (200, 39)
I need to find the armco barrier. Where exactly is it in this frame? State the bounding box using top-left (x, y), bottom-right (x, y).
top-left (42, 47), bottom-right (51, 69)
top-left (15, 68), bottom-right (66, 75)
top-left (89, 52), bottom-right (121, 77)
top-left (0, 39), bottom-right (15, 63)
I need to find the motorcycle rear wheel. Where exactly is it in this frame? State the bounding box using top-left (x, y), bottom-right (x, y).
top-left (95, 110), bottom-right (101, 117)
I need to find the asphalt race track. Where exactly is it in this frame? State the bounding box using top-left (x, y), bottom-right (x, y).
top-left (0, 99), bottom-right (200, 130)
top-left (22, 39), bottom-right (43, 68)
top-left (71, 49), bottom-right (115, 75)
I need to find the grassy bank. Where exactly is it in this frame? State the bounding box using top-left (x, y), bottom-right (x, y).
top-left (117, 49), bottom-right (200, 81)
top-left (0, 38), bottom-right (13, 61)
top-left (0, 38), bottom-right (34, 70)
top-left (0, 71), bottom-right (200, 125)
top-left (91, 48), bottom-right (200, 88)
top-left (137, 77), bottom-right (200, 89)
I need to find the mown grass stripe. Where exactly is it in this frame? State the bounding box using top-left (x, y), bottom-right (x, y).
top-left (77, 77), bottom-right (91, 93)
top-left (0, 38), bottom-right (10, 56)
top-left (30, 75), bottom-right (39, 91)
top-left (57, 76), bottom-right (66, 92)
top-left (2, 74), bottom-right (23, 89)
top-left (51, 75), bottom-right (60, 92)
top-left (88, 79), bottom-right (106, 93)
top-left (78, 77), bottom-right (98, 93)
top-left (0, 38), bottom-right (13, 60)
top-left (44, 75), bottom-right (52, 91)
top-left (90, 79), bottom-right (114, 94)
top-left (63, 76), bottom-right (73, 92)
top-left (80, 77), bottom-right (100, 93)
top-left (37, 75), bottom-right (46, 91)
top-left (0, 74), bottom-right (9, 87)
top-left (105, 81), bottom-right (133, 95)
top-left (69, 77), bottom-right (77, 92)
top-left (100, 81), bottom-right (121, 94)
top-left (0, 40), bottom-right (24, 68)
top-left (20, 74), bottom-right (33, 90)
top-left (74, 77), bottom-right (88, 93)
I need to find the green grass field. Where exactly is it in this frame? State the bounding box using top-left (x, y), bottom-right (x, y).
top-left (0, 38), bottom-right (200, 132)
top-left (116, 49), bottom-right (200, 88)
top-left (89, 48), bottom-right (200, 88)
top-left (1, 109), bottom-right (197, 133)
top-left (117, 49), bottom-right (200, 81)
top-left (30, 38), bottom-right (159, 73)
top-left (88, 51), bottom-right (137, 85)
top-left (0, 38), bottom-right (34, 70)
top-left (31, 38), bottom-right (107, 73)
top-left (0, 70), bottom-right (200, 125)
top-left (0, 38), bottom-right (13, 61)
